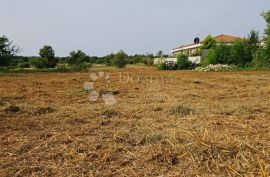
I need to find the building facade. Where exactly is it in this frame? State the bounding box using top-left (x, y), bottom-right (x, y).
top-left (171, 34), bottom-right (242, 63)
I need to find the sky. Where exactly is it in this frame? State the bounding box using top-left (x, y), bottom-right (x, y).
top-left (0, 0), bottom-right (270, 57)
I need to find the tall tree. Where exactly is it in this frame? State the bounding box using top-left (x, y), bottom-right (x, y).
top-left (0, 36), bottom-right (19, 66)
top-left (247, 30), bottom-right (260, 55)
top-left (201, 35), bottom-right (216, 49)
top-left (261, 10), bottom-right (270, 58)
top-left (39, 45), bottom-right (57, 67)
top-left (113, 50), bottom-right (128, 68)
top-left (261, 10), bottom-right (270, 38)
top-left (157, 51), bottom-right (163, 58)
top-left (68, 50), bottom-right (91, 65)
top-left (252, 10), bottom-right (270, 68)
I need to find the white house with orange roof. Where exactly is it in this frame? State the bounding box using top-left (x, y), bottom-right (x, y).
top-left (170, 34), bottom-right (242, 64)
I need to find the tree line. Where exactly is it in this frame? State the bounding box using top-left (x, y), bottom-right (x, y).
top-left (0, 38), bottom-right (161, 72)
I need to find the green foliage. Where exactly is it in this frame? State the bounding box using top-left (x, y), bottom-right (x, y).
top-left (112, 50), bottom-right (128, 68)
top-left (248, 30), bottom-right (261, 59)
top-left (156, 63), bottom-right (166, 70)
top-left (18, 62), bottom-right (30, 68)
top-left (261, 10), bottom-right (270, 37)
top-left (252, 40), bottom-right (270, 68)
top-left (201, 35), bottom-right (216, 49)
top-left (251, 10), bottom-right (270, 68)
top-left (67, 50), bottom-right (91, 65)
top-left (176, 54), bottom-right (192, 70)
top-left (39, 46), bottom-right (55, 59)
top-left (39, 46), bottom-right (57, 67)
top-left (144, 54), bottom-right (154, 66)
top-left (157, 51), bottom-right (163, 57)
top-left (73, 62), bottom-right (92, 71)
top-left (102, 54), bottom-right (115, 66)
top-left (248, 30), bottom-right (260, 49)
top-left (204, 39), bottom-right (258, 68)
top-left (0, 36), bottom-right (19, 66)
top-left (30, 58), bottom-right (49, 68)
top-left (204, 43), bottom-right (231, 65)
top-left (230, 39), bottom-right (253, 67)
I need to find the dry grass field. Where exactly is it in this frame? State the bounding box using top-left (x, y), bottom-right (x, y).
top-left (0, 66), bottom-right (270, 176)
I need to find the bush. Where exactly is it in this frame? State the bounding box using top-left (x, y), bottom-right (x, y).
top-left (0, 36), bottom-right (20, 67)
top-left (144, 54), bottom-right (154, 66)
top-left (203, 43), bottom-right (232, 65)
top-left (39, 46), bottom-right (57, 67)
top-left (156, 63), bottom-right (166, 70)
top-left (113, 50), bottom-right (128, 68)
top-left (30, 58), bottom-right (48, 68)
top-left (73, 62), bottom-right (92, 71)
top-left (18, 62), bottom-right (30, 68)
top-left (67, 50), bottom-right (91, 65)
top-left (230, 39), bottom-right (253, 67)
top-left (176, 54), bottom-right (192, 70)
top-left (251, 48), bottom-right (270, 68)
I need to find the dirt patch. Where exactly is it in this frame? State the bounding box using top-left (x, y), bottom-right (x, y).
top-left (170, 104), bottom-right (196, 117)
top-left (152, 151), bottom-right (179, 166)
top-left (4, 105), bottom-right (21, 113)
top-left (101, 109), bottom-right (119, 118)
top-left (34, 107), bottom-right (55, 116)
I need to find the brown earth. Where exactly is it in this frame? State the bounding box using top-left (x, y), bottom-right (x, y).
top-left (0, 66), bottom-right (270, 176)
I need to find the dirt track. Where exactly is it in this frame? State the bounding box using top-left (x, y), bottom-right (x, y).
top-left (0, 66), bottom-right (270, 176)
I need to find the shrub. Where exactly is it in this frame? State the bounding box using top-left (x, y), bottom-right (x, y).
top-left (73, 62), bottom-right (92, 71)
top-left (113, 50), bottom-right (128, 68)
top-left (30, 58), bottom-right (48, 68)
top-left (230, 39), bottom-right (253, 67)
top-left (67, 50), bottom-right (91, 65)
top-left (18, 62), bottom-right (30, 68)
top-left (156, 63), bottom-right (166, 70)
top-left (144, 54), bottom-right (154, 66)
top-left (39, 46), bottom-right (57, 67)
top-left (203, 43), bottom-right (232, 66)
top-left (248, 30), bottom-right (260, 55)
top-left (176, 54), bottom-right (192, 70)
top-left (251, 48), bottom-right (270, 68)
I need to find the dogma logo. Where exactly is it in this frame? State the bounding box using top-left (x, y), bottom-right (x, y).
top-left (84, 72), bottom-right (117, 106)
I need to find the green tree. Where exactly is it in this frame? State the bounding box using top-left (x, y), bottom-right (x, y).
top-left (39, 46), bottom-right (57, 67)
top-left (230, 39), bottom-right (252, 67)
top-left (157, 51), bottom-right (163, 57)
top-left (261, 10), bottom-right (270, 38)
top-left (204, 43), bottom-right (232, 65)
top-left (248, 30), bottom-right (260, 56)
top-left (201, 35), bottom-right (216, 49)
top-left (113, 50), bottom-right (128, 68)
top-left (103, 53), bottom-right (115, 66)
top-left (67, 50), bottom-right (91, 65)
top-left (248, 30), bottom-right (260, 47)
top-left (176, 54), bottom-right (192, 70)
top-left (30, 58), bottom-right (48, 68)
top-left (144, 54), bottom-right (154, 66)
top-left (252, 10), bottom-right (270, 68)
top-left (0, 36), bottom-right (19, 66)
top-left (252, 38), bottom-right (270, 68)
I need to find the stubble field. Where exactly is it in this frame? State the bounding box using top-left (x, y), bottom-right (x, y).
top-left (0, 66), bottom-right (270, 176)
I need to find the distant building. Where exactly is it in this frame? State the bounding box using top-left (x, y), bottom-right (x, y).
top-left (154, 58), bottom-right (177, 65)
top-left (170, 34), bottom-right (242, 64)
